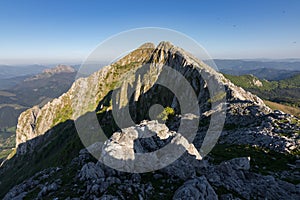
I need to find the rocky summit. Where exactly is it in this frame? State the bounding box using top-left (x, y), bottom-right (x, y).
top-left (0, 42), bottom-right (299, 199)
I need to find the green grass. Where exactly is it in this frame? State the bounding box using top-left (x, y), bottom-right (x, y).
top-left (224, 74), bottom-right (275, 90)
top-left (0, 129), bottom-right (16, 160)
top-left (264, 100), bottom-right (300, 118)
top-left (224, 73), bottom-right (300, 108)
top-left (208, 92), bottom-right (227, 103)
top-left (52, 95), bottom-right (73, 126)
top-left (0, 149), bottom-right (12, 160)
top-left (6, 126), bottom-right (16, 132)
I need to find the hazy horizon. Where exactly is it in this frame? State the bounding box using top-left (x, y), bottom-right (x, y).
top-left (2, 57), bottom-right (300, 66)
top-left (0, 0), bottom-right (300, 64)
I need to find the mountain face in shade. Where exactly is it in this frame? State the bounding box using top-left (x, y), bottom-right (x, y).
top-left (0, 42), bottom-right (299, 199)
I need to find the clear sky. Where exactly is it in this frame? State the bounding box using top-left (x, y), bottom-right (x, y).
top-left (0, 0), bottom-right (299, 64)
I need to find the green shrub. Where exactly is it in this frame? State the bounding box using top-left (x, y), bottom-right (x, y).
top-left (157, 107), bottom-right (175, 121)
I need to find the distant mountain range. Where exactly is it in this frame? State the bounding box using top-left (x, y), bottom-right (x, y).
top-left (0, 64), bottom-right (47, 90)
top-left (0, 64), bottom-right (77, 161)
top-left (0, 65), bottom-right (76, 129)
top-left (0, 64), bottom-right (80, 90)
top-left (0, 64), bottom-right (47, 79)
top-left (211, 59), bottom-right (300, 80)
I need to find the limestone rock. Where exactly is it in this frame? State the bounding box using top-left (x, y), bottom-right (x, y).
top-left (173, 176), bottom-right (218, 200)
top-left (223, 157), bottom-right (250, 170)
top-left (78, 162), bottom-right (105, 181)
top-left (100, 120), bottom-right (202, 172)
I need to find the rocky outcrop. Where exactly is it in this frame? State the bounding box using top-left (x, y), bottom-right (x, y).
top-left (173, 176), bottom-right (218, 200)
top-left (43, 64), bottom-right (75, 74)
top-left (206, 157), bottom-right (300, 200)
top-left (4, 129), bottom-right (299, 199)
top-left (3, 167), bottom-right (62, 200)
top-left (78, 162), bottom-right (105, 181)
top-left (101, 119), bottom-right (201, 173)
top-left (219, 110), bottom-right (300, 153)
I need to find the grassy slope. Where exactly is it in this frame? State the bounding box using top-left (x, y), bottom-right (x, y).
top-left (224, 73), bottom-right (300, 112)
top-left (264, 100), bottom-right (300, 117)
top-left (0, 127), bottom-right (16, 160)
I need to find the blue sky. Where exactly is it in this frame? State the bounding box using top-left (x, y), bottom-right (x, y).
top-left (0, 0), bottom-right (299, 64)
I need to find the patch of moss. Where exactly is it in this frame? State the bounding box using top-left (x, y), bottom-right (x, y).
top-left (0, 149), bottom-right (12, 160)
top-left (52, 96), bottom-right (73, 126)
top-left (278, 119), bottom-right (289, 124)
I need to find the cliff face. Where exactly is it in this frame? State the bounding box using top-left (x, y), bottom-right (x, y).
top-left (16, 41), bottom-right (269, 155)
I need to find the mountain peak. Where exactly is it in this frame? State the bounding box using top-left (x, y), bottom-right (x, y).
top-left (24, 65), bottom-right (76, 82)
top-left (157, 41), bottom-right (174, 50)
top-left (43, 65), bottom-right (75, 74)
top-left (137, 42), bottom-right (155, 49)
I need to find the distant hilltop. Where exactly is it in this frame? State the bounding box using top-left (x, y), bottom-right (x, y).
top-left (25, 64), bottom-right (76, 81)
top-left (43, 64), bottom-right (76, 74)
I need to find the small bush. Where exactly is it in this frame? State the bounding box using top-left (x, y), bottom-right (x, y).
top-left (157, 107), bottom-right (175, 121)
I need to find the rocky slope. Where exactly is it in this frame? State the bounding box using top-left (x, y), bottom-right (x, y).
top-left (3, 119), bottom-right (300, 200)
top-left (1, 41), bottom-right (299, 199)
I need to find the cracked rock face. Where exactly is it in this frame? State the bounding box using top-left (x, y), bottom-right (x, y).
top-left (100, 120), bottom-right (202, 173)
top-left (206, 157), bottom-right (300, 200)
top-left (173, 176), bottom-right (218, 200)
